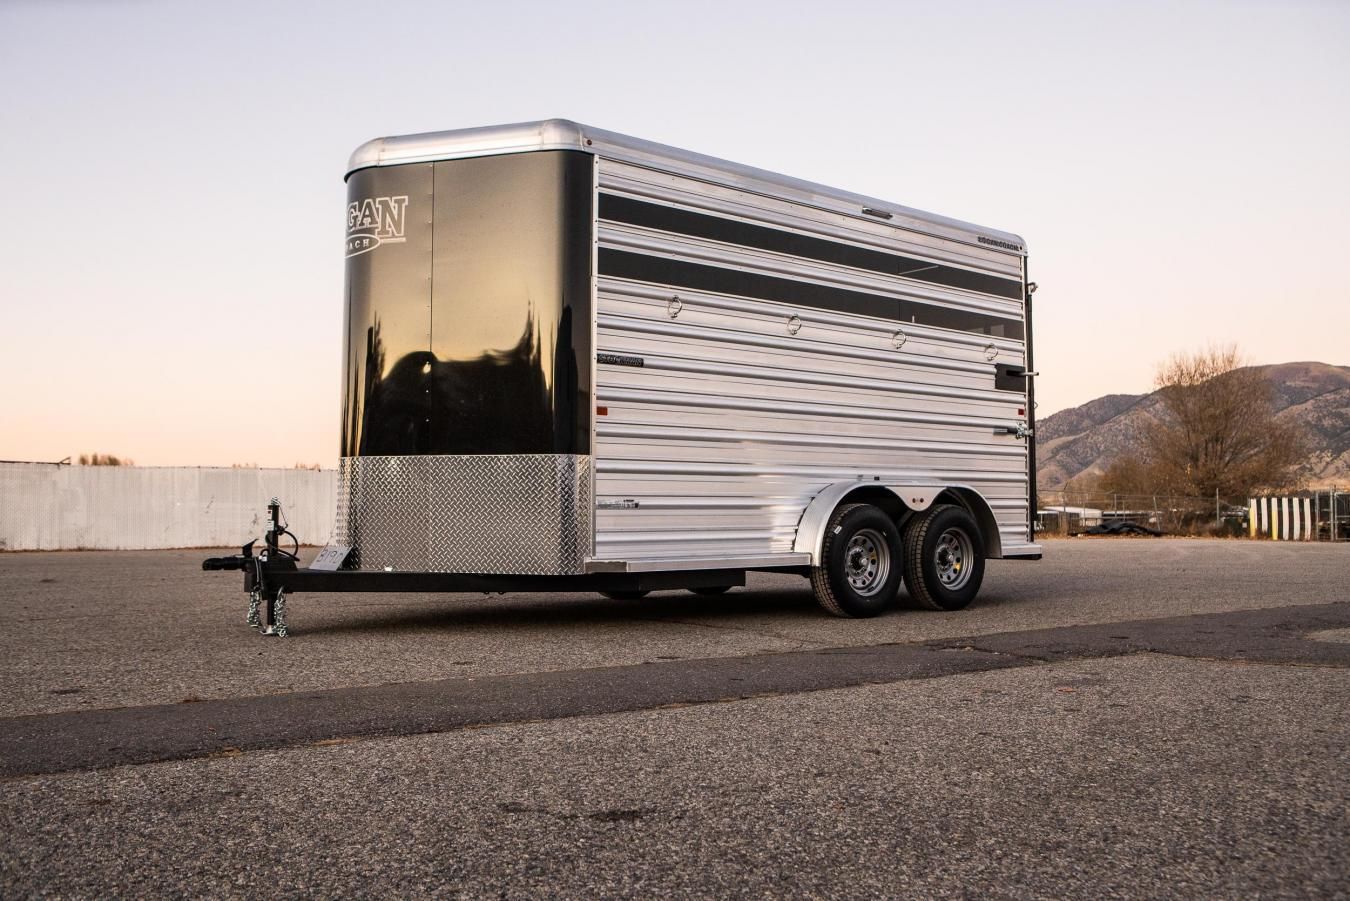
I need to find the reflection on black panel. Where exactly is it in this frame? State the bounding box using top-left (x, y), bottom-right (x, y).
top-left (341, 151), bottom-right (593, 457)
top-left (355, 310), bottom-right (555, 455)
top-left (341, 163), bottom-right (433, 457)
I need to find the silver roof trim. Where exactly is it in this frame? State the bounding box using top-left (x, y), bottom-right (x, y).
top-left (346, 118), bottom-right (1027, 254)
top-left (347, 119), bottom-right (589, 174)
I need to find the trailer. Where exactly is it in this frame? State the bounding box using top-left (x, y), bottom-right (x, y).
top-left (204, 119), bottom-right (1040, 635)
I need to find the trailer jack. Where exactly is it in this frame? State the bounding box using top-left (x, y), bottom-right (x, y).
top-left (202, 498), bottom-right (298, 637)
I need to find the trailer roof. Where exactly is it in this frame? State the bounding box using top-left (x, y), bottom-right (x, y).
top-left (347, 119), bottom-right (1026, 255)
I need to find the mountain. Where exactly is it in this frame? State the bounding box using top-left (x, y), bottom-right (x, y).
top-left (1037, 362), bottom-right (1350, 489)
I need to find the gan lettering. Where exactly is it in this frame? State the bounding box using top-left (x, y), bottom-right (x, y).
top-left (345, 195), bottom-right (409, 258)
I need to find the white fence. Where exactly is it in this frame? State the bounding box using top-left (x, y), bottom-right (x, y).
top-left (0, 463), bottom-right (335, 551)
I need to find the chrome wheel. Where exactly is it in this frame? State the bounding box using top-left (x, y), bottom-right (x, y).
top-left (933, 527), bottom-right (974, 590)
top-left (844, 528), bottom-right (891, 597)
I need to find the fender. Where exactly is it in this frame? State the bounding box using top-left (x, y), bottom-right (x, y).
top-left (792, 482), bottom-right (1004, 566)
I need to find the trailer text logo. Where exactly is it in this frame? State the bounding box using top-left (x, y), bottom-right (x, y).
top-left (346, 195), bottom-right (409, 258)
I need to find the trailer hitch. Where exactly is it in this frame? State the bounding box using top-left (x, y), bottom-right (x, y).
top-left (201, 498), bottom-right (298, 637)
top-left (202, 540), bottom-right (257, 572)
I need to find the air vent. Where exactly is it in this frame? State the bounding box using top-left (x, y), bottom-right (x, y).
top-left (861, 207), bottom-right (893, 220)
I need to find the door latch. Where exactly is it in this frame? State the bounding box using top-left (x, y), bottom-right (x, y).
top-left (997, 423), bottom-right (1034, 439)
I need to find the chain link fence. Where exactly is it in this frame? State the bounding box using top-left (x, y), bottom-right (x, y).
top-left (1037, 487), bottom-right (1350, 540)
top-left (1036, 489), bottom-right (1237, 537)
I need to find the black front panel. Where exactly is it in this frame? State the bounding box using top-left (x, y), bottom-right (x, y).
top-left (341, 151), bottom-right (594, 457)
top-left (342, 163), bottom-right (434, 457)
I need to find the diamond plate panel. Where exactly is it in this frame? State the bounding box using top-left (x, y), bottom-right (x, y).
top-left (335, 455), bottom-right (592, 575)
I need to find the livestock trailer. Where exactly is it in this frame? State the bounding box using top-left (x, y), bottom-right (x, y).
top-left (205, 119), bottom-right (1040, 635)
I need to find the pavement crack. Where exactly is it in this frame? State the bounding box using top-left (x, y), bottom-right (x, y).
top-left (925, 641), bottom-right (1053, 663)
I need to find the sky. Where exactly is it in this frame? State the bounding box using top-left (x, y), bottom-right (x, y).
top-left (1, 0), bottom-right (1347, 468)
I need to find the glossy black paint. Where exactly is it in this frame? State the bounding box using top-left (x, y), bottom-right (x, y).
top-left (342, 152), bottom-right (593, 457)
top-left (342, 163), bottom-right (434, 458)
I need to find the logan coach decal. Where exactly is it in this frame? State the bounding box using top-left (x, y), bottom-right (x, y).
top-left (345, 195), bottom-right (409, 258)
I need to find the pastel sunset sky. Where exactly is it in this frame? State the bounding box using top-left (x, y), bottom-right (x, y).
top-left (2, 0), bottom-right (1346, 467)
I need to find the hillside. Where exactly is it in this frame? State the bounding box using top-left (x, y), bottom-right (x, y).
top-left (1037, 362), bottom-right (1350, 489)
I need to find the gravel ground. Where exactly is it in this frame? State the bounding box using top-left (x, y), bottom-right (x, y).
top-left (0, 539), bottom-right (1346, 898)
top-left (2, 655), bottom-right (1346, 898)
top-left (0, 539), bottom-right (1345, 716)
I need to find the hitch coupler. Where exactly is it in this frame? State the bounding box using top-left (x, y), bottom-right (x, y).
top-left (201, 498), bottom-right (299, 637)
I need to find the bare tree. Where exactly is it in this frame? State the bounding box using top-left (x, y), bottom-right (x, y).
top-left (1098, 456), bottom-right (1154, 497)
top-left (1145, 345), bottom-right (1304, 499)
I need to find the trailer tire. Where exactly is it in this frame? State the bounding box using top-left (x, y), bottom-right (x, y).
top-left (810, 503), bottom-right (903, 618)
top-left (601, 590), bottom-right (650, 601)
top-left (690, 585), bottom-right (733, 596)
top-left (902, 504), bottom-right (985, 611)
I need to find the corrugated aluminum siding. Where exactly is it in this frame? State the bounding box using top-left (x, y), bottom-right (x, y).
top-left (592, 157), bottom-right (1032, 565)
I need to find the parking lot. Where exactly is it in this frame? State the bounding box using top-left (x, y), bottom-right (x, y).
top-left (2, 539), bottom-right (1347, 897)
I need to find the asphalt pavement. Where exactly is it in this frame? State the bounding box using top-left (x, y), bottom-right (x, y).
top-left (1, 539), bottom-right (1347, 897)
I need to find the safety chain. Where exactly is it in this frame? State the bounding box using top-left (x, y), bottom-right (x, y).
top-left (273, 590), bottom-right (289, 639)
top-left (246, 588), bottom-right (287, 637)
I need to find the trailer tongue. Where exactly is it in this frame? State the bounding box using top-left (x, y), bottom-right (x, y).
top-left (202, 500), bottom-right (746, 637)
top-left (204, 119), bottom-right (1039, 635)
